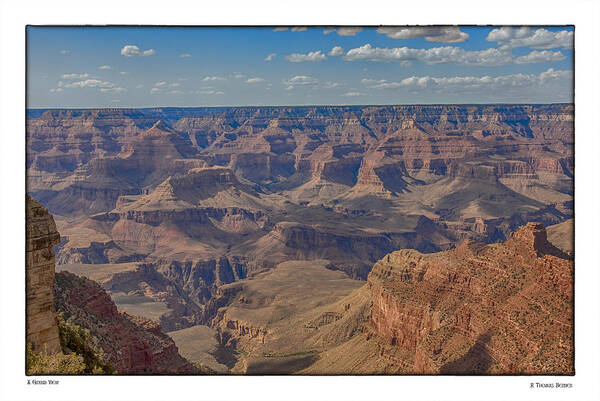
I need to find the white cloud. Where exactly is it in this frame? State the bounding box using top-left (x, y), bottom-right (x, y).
top-left (282, 75), bottom-right (319, 90)
top-left (486, 27), bottom-right (573, 50)
top-left (328, 46), bottom-right (344, 56)
top-left (169, 82), bottom-right (180, 87)
top-left (273, 27), bottom-right (288, 32)
top-left (120, 71), bottom-right (128, 75)
top-left (98, 65), bottom-right (112, 70)
top-left (246, 77), bottom-right (266, 83)
top-left (322, 81), bottom-right (342, 89)
top-left (323, 27), bottom-right (362, 36)
top-left (59, 50), bottom-right (70, 55)
top-left (284, 76), bottom-right (318, 85)
top-left (234, 73), bottom-right (246, 79)
top-left (63, 79), bottom-right (114, 89)
top-left (265, 53), bottom-right (276, 61)
top-left (539, 67), bottom-right (572, 82)
top-left (290, 27), bottom-right (307, 32)
top-left (376, 26), bottom-right (469, 43)
top-left (155, 81), bottom-right (167, 87)
top-left (202, 76), bottom-right (226, 82)
top-left (100, 87), bottom-right (126, 93)
top-left (150, 88), bottom-right (161, 94)
top-left (120, 45), bottom-right (155, 57)
top-left (49, 88), bottom-right (63, 93)
top-left (286, 50), bottom-right (327, 62)
top-left (61, 73), bottom-right (90, 80)
top-left (167, 90), bottom-right (184, 95)
top-left (343, 43), bottom-right (513, 66)
top-left (59, 77), bottom-right (125, 94)
top-left (179, 53), bottom-right (192, 58)
top-left (195, 89), bottom-right (225, 95)
top-left (342, 91), bottom-right (365, 97)
top-left (360, 68), bottom-right (572, 94)
top-left (515, 50), bottom-right (566, 64)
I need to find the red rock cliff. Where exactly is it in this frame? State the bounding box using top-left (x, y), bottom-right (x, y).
top-left (54, 271), bottom-right (198, 374)
top-left (368, 222), bottom-right (573, 374)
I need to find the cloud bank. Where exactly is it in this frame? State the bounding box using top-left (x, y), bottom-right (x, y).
top-left (361, 68), bottom-right (572, 97)
top-left (376, 26), bottom-right (469, 43)
top-left (486, 27), bottom-right (573, 50)
top-left (344, 44), bottom-right (513, 66)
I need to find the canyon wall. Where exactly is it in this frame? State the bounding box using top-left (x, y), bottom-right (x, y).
top-left (367, 222), bottom-right (573, 374)
top-left (53, 272), bottom-right (198, 374)
top-left (26, 195), bottom-right (61, 355)
top-left (26, 196), bottom-right (197, 373)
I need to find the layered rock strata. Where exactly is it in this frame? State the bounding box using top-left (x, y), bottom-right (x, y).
top-left (26, 195), bottom-right (61, 355)
top-left (367, 222), bottom-right (573, 374)
top-left (27, 104), bottom-right (574, 351)
top-left (54, 271), bottom-right (198, 374)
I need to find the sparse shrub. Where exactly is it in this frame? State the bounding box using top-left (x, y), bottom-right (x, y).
top-left (56, 313), bottom-right (115, 374)
top-left (26, 343), bottom-right (85, 375)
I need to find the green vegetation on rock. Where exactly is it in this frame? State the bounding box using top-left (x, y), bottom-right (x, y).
top-left (26, 314), bottom-right (116, 375)
top-left (56, 313), bottom-right (115, 374)
top-left (26, 343), bottom-right (85, 375)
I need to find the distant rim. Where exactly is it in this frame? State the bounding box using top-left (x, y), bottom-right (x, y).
top-left (26, 103), bottom-right (574, 111)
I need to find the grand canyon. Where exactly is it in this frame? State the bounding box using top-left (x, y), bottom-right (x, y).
top-left (25, 104), bottom-right (574, 374)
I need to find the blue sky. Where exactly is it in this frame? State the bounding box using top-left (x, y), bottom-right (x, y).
top-left (27, 26), bottom-right (573, 108)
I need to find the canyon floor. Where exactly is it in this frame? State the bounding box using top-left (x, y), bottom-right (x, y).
top-left (27, 105), bottom-right (574, 374)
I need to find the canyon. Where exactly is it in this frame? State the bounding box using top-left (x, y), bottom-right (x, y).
top-left (26, 195), bottom-right (197, 374)
top-left (26, 104), bottom-right (574, 374)
top-left (203, 223), bottom-right (573, 374)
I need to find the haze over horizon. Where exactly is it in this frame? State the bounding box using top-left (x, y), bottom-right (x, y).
top-left (27, 26), bottom-right (573, 108)
top-left (27, 101), bottom-right (574, 111)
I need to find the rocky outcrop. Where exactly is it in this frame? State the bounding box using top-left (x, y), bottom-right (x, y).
top-left (546, 218), bottom-right (574, 255)
top-left (54, 271), bottom-right (198, 374)
top-left (26, 195), bottom-right (61, 355)
top-left (367, 222), bottom-right (573, 374)
top-left (216, 316), bottom-right (269, 346)
top-left (27, 196), bottom-right (198, 373)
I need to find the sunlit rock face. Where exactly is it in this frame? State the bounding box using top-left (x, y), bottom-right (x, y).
top-left (368, 222), bottom-right (573, 374)
top-left (26, 195), bottom-right (61, 355)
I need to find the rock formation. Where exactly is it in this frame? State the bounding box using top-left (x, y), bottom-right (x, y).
top-left (192, 224), bottom-right (573, 375)
top-left (53, 272), bottom-right (197, 374)
top-left (546, 218), bottom-right (574, 255)
top-left (26, 104), bottom-right (574, 374)
top-left (26, 195), bottom-right (61, 355)
top-left (26, 196), bottom-right (197, 374)
top-left (366, 222), bottom-right (573, 374)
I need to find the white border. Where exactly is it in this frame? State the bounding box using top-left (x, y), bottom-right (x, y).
top-left (1, 1), bottom-right (599, 400)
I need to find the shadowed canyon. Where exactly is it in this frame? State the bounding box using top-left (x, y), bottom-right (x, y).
top-left (26, 104), bottom-right (574, 374)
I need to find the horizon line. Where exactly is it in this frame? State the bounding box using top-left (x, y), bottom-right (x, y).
top-left (27, 102), bottom-right (574, 110)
